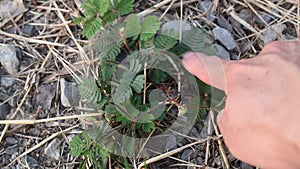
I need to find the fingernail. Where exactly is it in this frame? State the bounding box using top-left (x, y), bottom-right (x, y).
top-left (182, 52), bottom-right (196, 59)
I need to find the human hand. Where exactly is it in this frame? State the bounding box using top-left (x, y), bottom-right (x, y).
top-left (182, 38), bottom-right (300, 169)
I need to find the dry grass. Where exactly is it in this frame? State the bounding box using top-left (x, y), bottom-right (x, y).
top-left (0, 0), bottom-right (299, 168)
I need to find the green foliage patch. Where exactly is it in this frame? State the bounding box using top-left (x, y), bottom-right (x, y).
top-left (72, 2), bottom-right (219, 166)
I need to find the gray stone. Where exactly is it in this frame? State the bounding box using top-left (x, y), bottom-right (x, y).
top-left (22, 25), bottom-right (35, 35)
top-left (262, 24), bottom-right (287, 43)
top-left (5, 145), bottom-right (18, 155)
top-left (0, 45), bottom-right (19, 75)
top-left (0, 0), bottom-right (27, 19)
top-left (217, 15), bottom-right (233, 32)
top-left (44, 138), bottom-right (61, 160)
top-left (60, 78), bottom-right (80, 107)
top-left (1, 77), bottom-right (15, 88)
top-left (254, 12), bottom-right (271, 25)
top-left (5, 137), bottom-right (18, 144)
top-left (162, 20), bottom-right (191, 33)
top-left (164, 135), bottom-right (177, 151)
top-left (237, 9), bottom-right (253, 23)
top-left (34, 84), bottom-right (55, 110)
top-left (212, 27), bottom-right (237, 51)
top-left (181, 148), bottom-right (193, 160)
top-left (199, 0), bottom-right (216, 21)
top-left (231, 54), bottom-right (240, 60)
top-left (214, 44), bottom-right (231, 60)
top-left (21, 155), bottom-right (38, 166)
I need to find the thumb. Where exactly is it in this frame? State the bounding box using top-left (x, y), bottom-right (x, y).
top-left (182, 52), bottom-right (229, 91)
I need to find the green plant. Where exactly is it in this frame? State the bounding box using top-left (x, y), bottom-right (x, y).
top-left (70, 132), bottom-right (109, 169)
top-left (74, 0), bottom-right (134, 39)
top-left (79, 13), bottom-right (217, 135)
top-left (73, 10), bottom-right (219, 168)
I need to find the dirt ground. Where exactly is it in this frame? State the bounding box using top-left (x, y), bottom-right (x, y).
top-left (0, 0), bottom-right (299, 168)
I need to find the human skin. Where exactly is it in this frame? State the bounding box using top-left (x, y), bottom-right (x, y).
top-left (181, 38), bottom-right (300, 169)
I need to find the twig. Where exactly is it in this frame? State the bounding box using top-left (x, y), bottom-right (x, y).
top-left (209, 109), bottom-right (229, 169)
top-left (137, 138), bottom-right (210, 169)
top-left (137, 0), bottom-right (175, 17)
top-left (159, 0), bottom-right (176, 20)
top-left (143, 63), bottom-right (147, 105)
top-left (0, 29), bottom-right (66, 47)
top-left (0, 113), bottom-right (102, 125)
top-left (6, 125), bottom-right (79, 167)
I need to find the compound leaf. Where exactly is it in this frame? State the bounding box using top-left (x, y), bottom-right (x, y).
top-left (131, 75), bottom-right (144, 93)
top-left (125, 14), bottom-right (141, 39)
top-left (154, 29), bottom-right (178, 50)
top-left (82, 17), bottom-right (102, 39)
top-left (182, 28), bottom-right (217, 55)
top-left (79, 78), bottom-right (102, 104)
top-left (114, 0), bottom-right (134, 15)
top-left (140, 15), bottom-right (161, 41)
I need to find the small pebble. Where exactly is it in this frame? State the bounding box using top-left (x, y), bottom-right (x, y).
top-left (44, 138), bottom-right (61, 160)
top-left (199, 0), bottom-right (216, 22)
top-left (254, 12), bottom-right (271, 25)
top-left (165, 135), bottom-right (177, 151)
top-left (262, 24), bottom-right (287, 43)
top-left (1, 77), bottom-right (15, 88)
top-left (5, 137), bottom-right (18, 144)
top-left (60, 78), bottom-right (80, 107)
top-left (237, 9), bottom-right (253, 23)
top-left (217, 15), bottom-right (233, 32)
top-left (0, 45), bottom-right (19, 75)
top-left (212, 27), bottom-right (237, 51)
top-left (214, 44), bottom-right (231, 60)
top-left (181, 149), bottom-right (193, 160)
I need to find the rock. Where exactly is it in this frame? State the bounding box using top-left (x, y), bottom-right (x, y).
top-left (231, 54), bottom-right (240, 60)
top-left (60, 78), bottom-right (80, 107)
top-left (254, 12), bottom-right (271, 25)
top-left (0, 45), bottom-right (19, 75)
top-left (161, 20), bottom-right (191, 33)
top-left (5, 145), bottom-right (18, 155)
top-left (237, 9), bottom-right (253, 23)
top-left (5, 137), bottom-right (18, 144)
top-left (44, 138), bottom-right (61, 161)
top-left (240, 162), bottom-right (255, 169)
top-left (34, 84), bottom-right (55, 110)
top-left (217, 15), bottom-right (233, 32)
top-left (21, 25), bottom-right (35, 35)
top-left (1, 77), bottom-right (15, 88)
top-left (262, 24), bottom-right (287, 43)
top-left (0, 0), bottom-right (27, 19)
top-left (214, 44), bottom-right (231, 60)
top-left (181, 148), bottom-right (193, 160)
top-left (199, 0), bottom-right (216, 21)
top-left (212, 27), bottom-right (237, 51)
top-left (21, 155), bottom-right (38, 167)
top-left (164, 135), bottom-right (177, 151)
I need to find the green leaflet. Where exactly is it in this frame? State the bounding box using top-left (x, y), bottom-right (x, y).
top-left (82, 17), bottom-right (102, 39)
top-left (154, 29), bottom-right (178, 50)
top-left (74, 0), bottom-right (134, 39)
top-left (114, 0), bottom-right (134, 15)
top-left (140, 16), bottom-right (161, 41)
top-left (125, 14), bottom-right (141, 39)
top-left (181, 28), bottom-right (217, 55)
top-left (79, 78), bottom-right (102, 104)
top-left (131, 75), bottom-right (144, 93)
